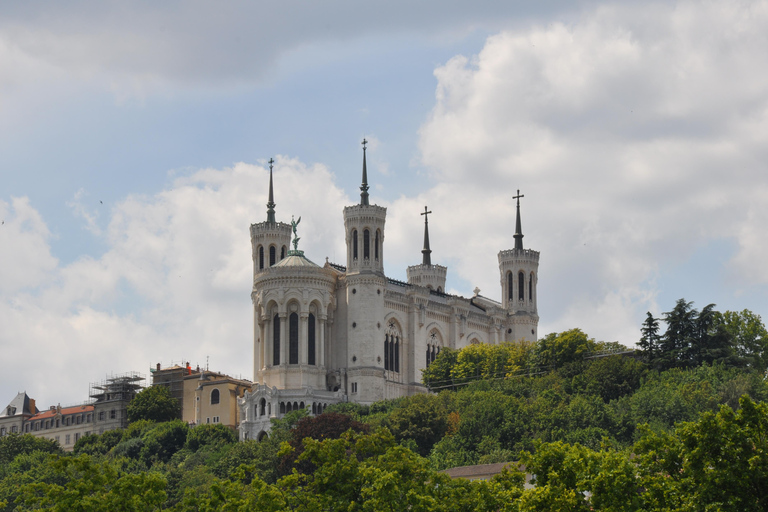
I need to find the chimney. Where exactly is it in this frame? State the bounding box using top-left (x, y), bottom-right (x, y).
top-left (156, 363), bottom-right (161, 371)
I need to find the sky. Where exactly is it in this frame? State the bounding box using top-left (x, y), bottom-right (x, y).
top-left (2, 0), bottom-right (768, 407)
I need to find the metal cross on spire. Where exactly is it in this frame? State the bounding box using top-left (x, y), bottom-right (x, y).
top-left (513, 189), bottom-right (525, 250)
top-left (360, 138), bottom-right (370, 206)
top-left (266, 157), bottom-right (276, 223)
top-left (421, 205), bottom-right (432, 265)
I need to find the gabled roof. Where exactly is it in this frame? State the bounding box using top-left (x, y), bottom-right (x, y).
top-left (1, 392), bottom-right (37, 417)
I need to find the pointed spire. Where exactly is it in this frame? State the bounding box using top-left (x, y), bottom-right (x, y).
top-left (266, 158), bottom-right (276, 223)
top-left (360, 139), bottom-right (370, 206)
top-left (421, 206), bottom-right (432, 265)
top-left (513, 189), bottom-right (524, 250)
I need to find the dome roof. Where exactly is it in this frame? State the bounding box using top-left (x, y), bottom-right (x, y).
top-left (272, 250), bottom-right (319, 268)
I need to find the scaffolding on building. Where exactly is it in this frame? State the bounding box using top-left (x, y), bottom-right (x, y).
top-left (89, 372), bottom-right (146, 403)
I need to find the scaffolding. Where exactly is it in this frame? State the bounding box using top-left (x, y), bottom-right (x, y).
top-left (89, 372), bottom-right (146, 403)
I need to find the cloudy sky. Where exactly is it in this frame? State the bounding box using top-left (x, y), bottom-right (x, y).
top-left (2, 0), bottom-right (767, 407)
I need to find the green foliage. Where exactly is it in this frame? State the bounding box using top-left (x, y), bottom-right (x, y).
top-left (718, 309), bottom-right (768, 371)
top-left (0, 433), bottom-right (61, 465)
top-left (16, 454), bottom-right (166, 511)
top-left (571, 355), bottom-right (647, 402)
top-left (184, 423), bottom-right (237, 452)
top-left (138, 420), bottom-right (189, 466)
top-left (535, 328), bottom-right (596, 369)
top-left (74, 428), bottom-right (123, 456)
top-left (385, 393), bottom-right (450, 456)
top-left (127, 385), bottom-right (180, 423)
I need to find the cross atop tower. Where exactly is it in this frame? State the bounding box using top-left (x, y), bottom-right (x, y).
top-left (266, 157), bottom-right (276, 223)
top-left (421, 205), bottom-right (432, 265)
top-left (513, 189), bottom-right (525, 250)
top-left (360, 138), bottom-right (370, 206)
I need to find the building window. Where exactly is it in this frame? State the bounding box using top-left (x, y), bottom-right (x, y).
top-left (269, 246), bottom-right (276, 266)
top-left (259, 246), bottom-right (264, 269)
top-left (54, 435), bottom-right (59, 443)
top-left (352, 230), bottom-right (358, 259)
top-left (308, 313), bottom-right (316, 365)
top-left (11, 426), bottom-right (17, 433)
top-left (74, 433), bottom-right (80, 443)
top-left (281, 246), bottom-right (286, 259)
top-left (76, 416), bottom-right (82, 425)
top-left (260, 398), bottom-right (266, 416)
top-left (206, 418), bottom-right (210, 424)
top-left (529, 272), bottom-right (534, 302)
top-left (99, 411), bottom-right (105, 421)
top-left (110, 409), bottom-right (116, 420)
top-left (289, 312), bottom-right (299, 364)
top-left (211, 389), bottom-right (220, 405)
top-left (273, 314), bottom-right (280, 365)
top-left (65, 434), bottom-right (71, 445)
top-left (55, 419), bottom-right (59, 428)
top-left (375, 230), bottom-right (380, 260)
top-left (363, 229), bottom-right (370, 259)
top-left (518, 272), bottom-right (525, 301)
top-left (351, 383), bottom-right (358, 393)
top-left (508, 272), bottom-right (514, 301)
top-left (86, 414), bottom-right (91, 423)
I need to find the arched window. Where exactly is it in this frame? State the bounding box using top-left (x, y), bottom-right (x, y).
top-left (518, 272), bottom-right (525, 301)
top-left (211, 389), bottom-right (220, 405)
top-left (281, 246), bottom-right (286, 259)
top-left (364, 229), bottom-right (370, 259)
top-left (352, 230), bottom-right (358, 260)
top-left (375, 230), bottom-right (380, 260)
top-left (280, 402), bottom-right (285, 414)
top-left (273, 314), bottom-right (280, 365)
top-left (269, 246), bottom-right (276, 266)
top-left (259, 246), bottom-right (264, 270)
top-left (308, 313), bottom-right (316, 365)
top-left (289, 312), bottom-right (299, 364)
top-left (260, 398), bottom-right (266, 416)
top-left (508, 272), bottom-right (514, 301)
top-left (529, 273), bottom-right (533, 302)
top-left (385, 323), bottom-right (402, 373)
top-left (286, 402), bottom-right (292, 413)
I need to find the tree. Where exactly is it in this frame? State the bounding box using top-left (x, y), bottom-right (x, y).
top-left (659, 298), bottom-right (698, 368)
top-left (718, 309), bottom-right (768, 371)
top-left (535, 329), bottom-right (596, 369)
top-left (279, 412), bottom-right (369, 475)
top-left (184, 423), bottom-right (238, 452)
top-left (386, 394), bottom-right (450, 457)
top-left (638, 312), bottom-right (661, 360)
top-left (0, 433), bottom-right (61, 465)
top-left (126, 385), bottom-right (180, 423)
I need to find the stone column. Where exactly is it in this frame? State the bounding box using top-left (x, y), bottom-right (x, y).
top-left (300, 312), bottom-right (309, 364)
top-left (319, 315), bottom-right (327, 368)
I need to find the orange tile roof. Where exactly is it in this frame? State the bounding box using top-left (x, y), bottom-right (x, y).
top-left (30, 405), bottom-right (94, 420)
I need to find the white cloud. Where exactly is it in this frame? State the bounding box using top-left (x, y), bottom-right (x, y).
top-left (415, 1), bottom-right (768, 343)
top-left (0, 159), bottom-right (349, 405)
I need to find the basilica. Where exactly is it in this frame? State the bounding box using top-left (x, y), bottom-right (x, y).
top-left (239, 143), bottom-right (540, 440)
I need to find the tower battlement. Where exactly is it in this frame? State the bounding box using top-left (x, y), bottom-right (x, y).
top-left (498, 248), bottom-right (540, 263)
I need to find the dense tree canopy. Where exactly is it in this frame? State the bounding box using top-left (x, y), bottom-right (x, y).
top-left (127, 385), bottom-right (181, 423)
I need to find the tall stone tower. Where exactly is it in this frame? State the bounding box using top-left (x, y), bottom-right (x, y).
top-left (343, 139), bottom-right (388, 403)
top-left (407, 206), bottom-right (447, 292)
top-left (498, 190), bottom-right (539, 342)
top-left (250, 159), bottom-right (292, 275)
top-left (251, 159), bottom-right (292, 381)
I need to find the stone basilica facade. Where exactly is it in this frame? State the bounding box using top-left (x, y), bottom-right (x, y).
top-left (239, 145), bottom-right (539, 440)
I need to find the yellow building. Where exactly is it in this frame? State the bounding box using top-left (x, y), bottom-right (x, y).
top-left (182, 371), bottom-right (251, 429)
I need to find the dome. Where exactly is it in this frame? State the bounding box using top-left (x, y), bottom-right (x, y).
top-left (272, 250), bottom-right (319, 268)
